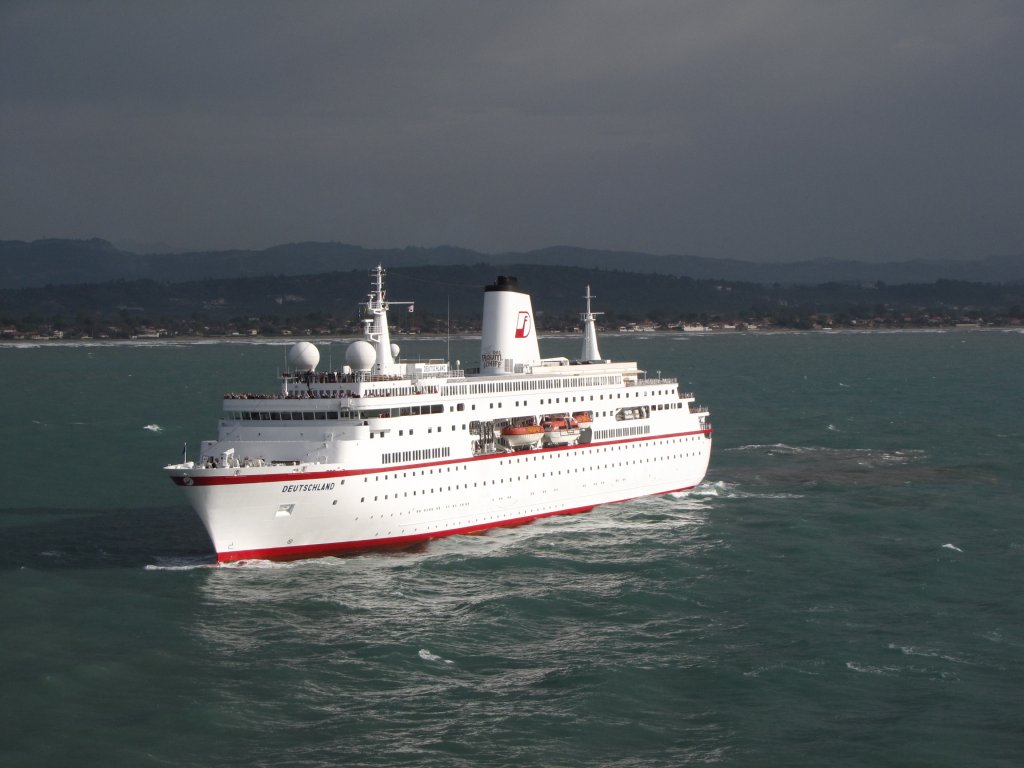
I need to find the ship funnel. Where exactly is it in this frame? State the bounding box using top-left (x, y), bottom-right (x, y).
top-left (480, 276), bottom-right (542, 375)
top-left (580, 284), bottom-right (604, 362)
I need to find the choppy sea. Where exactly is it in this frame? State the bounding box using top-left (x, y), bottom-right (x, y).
top-left (1, 331), bottom-right (1022, 767)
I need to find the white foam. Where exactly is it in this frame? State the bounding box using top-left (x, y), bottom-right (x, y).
top-left (144, 556), bottom-right (215, 570)
top-left (726, 443), bottom-right (799, 453)
top-left (846, 661), bottom-right (895, 675)
top-left (887, 643), bottom-right (974, 666)
top-left (418, 648), bottom-right (454, 665)
top-left (690, 480), bottom-right (803, 501)
top-left (942, 543), bottom-right (963, 552)
top-left (215, 558), bottom-right (302, 570)
top-left (725, 444), bottom-right (926, 464)
top-left (143, 423), bottom-right (163, 432)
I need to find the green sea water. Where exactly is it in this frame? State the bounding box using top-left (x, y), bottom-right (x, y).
top-left (1, 331), bottom-right (1022, 767)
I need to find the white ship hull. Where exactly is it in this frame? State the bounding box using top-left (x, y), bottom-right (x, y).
top-left (168, 428), bottom-right (711, 562)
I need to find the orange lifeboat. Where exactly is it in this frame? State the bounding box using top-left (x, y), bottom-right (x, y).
top-left (500, 423), bottom-right (544, 449)
top-left (541, 416), bottom-right (580, 446)
top-left (572, 411), bottom-right (593, 425)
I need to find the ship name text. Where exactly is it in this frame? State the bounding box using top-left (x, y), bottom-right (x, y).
top-left (282, 482), bottom-right (337, 493)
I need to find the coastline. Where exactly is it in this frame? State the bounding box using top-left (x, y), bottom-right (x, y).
top-left (2, 324), bottom-right (1017, 348)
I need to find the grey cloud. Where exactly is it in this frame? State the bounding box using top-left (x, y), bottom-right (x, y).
top-left (1, 0), bottom-right (1022, 261)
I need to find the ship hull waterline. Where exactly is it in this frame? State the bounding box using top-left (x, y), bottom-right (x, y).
top-left (170, 429), bottom-right (712, 563)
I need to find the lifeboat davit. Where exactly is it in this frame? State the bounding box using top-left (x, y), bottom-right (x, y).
top-left (500, 423), bottom-right (544, 449)
top-left (541, 417), bottom-right (580, 446)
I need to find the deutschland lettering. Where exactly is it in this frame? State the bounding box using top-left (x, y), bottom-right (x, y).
top-left (282, 482), bottom-right (336, 493)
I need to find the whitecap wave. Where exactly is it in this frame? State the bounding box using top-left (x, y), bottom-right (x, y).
top-left (215, 558), bottom-right (301, 569)
top-left (887, 643), bottom-right (973, 665)
top-left (144, 556), bottom-right (216, 570)
top-left (846, 661), bottom-right (895, 675)
top-left (725, 444), bottom-right (925, 464)
top-left (942, 543), bottom-right (963, 552)
top-left (143, 423), bottom-right (163, 432)
top-left (744, 663), bottom-right (821, 678)
top-left (690, 480), bottom-right (803, 500)
top-left (418, 648), bottom-right (454, 665)
top-left (726, 442), bottom-right (801, 453)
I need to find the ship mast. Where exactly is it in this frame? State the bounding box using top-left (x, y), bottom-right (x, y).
top-left (361, 264), bottom-right (411, 374)
top-left (580, 284), bottom-right (604, 362)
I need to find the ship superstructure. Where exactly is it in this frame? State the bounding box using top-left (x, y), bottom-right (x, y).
top-left (165, 267), bottom-right (712, 562)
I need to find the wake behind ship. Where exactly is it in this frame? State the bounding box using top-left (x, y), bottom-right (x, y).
top-left (165, 268), bottom-right (713, 562)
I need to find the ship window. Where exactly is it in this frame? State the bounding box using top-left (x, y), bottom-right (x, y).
top-left (303, 412), bottom-right (314, 421)
top-left (260, 412), bottom-right (271, 420)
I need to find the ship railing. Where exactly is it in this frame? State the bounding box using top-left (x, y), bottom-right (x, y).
top-left (282, 371), bottom-right (357, 384)
top-left (625, 377), bottom-right (678, 386)
top-left (413, 369), bottom-right (465, 381)
top-left (355, 372), bottom-right (410, 382)
top-left (688, 402), bottom-right (709, 414)
top-left (353, 367), bottom-right (463, 383)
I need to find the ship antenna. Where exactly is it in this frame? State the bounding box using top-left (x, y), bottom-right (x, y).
top-left (359, 264), bottom-right (413, 374)
top-left (580, 284), bottom-right (604, 362)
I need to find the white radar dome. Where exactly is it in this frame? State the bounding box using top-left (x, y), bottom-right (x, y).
top-left (390, 343), bottom-right (400, 358)
top-left (287, 341), bottom-right (320, 372)
top-left (345, 340), bottom-right (376, 372)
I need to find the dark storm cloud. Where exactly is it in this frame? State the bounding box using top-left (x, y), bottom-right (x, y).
top-left (1, 1), bottom-right (1022, 261)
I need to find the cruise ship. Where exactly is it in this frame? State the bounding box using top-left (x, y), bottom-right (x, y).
top-left (165, 267), bottom-right (713, 562)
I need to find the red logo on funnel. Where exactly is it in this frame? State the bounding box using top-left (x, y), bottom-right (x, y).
top-left (515, 311), bottom-right (531, 338)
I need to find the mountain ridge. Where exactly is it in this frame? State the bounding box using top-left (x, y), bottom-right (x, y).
top-left (1, 237), bottom-right (1022, 289)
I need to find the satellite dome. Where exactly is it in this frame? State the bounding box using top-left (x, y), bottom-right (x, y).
top-left (287, 341), bottom-right (320, 373)
top-left (345, 340), bottom-right (376, 372)
top-left (390, 343), bottom-right (400, 358)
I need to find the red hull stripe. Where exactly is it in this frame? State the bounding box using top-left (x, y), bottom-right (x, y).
top-left (216, 486), bottom-right (695, 563)
top-left (174, 429), bottom-right (712, 487)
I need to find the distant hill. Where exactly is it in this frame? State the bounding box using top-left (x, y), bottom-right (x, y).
top-left (3, 264), bottom-right (1024, 323)
top-left (2, 238), bottom-right (1023, 289)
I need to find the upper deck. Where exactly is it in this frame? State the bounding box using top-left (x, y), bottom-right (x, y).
top-left (221, 355), bottom-right (677, 410)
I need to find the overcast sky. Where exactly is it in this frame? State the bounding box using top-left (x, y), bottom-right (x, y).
top-left (1, 1), bottom-right (1022, 262)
